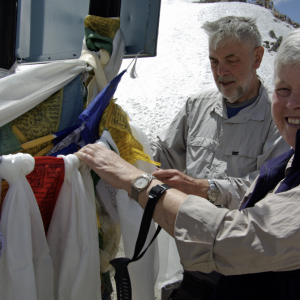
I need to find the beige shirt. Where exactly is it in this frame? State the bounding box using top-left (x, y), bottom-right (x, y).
top-left (151, 82), bottom-right (290, 209)
top-left (174, 155), bottom-right (300, 275)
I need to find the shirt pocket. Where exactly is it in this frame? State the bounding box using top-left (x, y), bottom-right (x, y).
top-left (188, 136), bottom-right (218, 150)
top-left (225, 145), bottom-right (261, 159)
top-left (224, 145), bottom-right (259, 176)
top-left (187, 136), bottom-right (219, 171)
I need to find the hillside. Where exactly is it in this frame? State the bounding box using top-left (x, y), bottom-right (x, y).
top-left (115, 0), bottom-right (294, 142)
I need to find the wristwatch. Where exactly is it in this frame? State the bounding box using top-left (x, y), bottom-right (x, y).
top-left (207, 180), bottom-right (219, 203)
top-left (131, 174), bottom-right (156, 202)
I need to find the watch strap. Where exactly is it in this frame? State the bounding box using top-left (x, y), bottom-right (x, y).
top-left (131, 186), bottom-right (139, 202)
top-left (148, 183), bottom-right (171, 201)
top-left (132, 184), bottom-right (171, 261)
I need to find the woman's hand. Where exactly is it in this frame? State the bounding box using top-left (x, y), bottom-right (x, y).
top-left (75, 144), bottom-right (143, 193)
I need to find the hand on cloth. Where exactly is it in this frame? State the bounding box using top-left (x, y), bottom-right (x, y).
top-left (152, 168), bottom-right (210, 199)
top-left (75, 144), bottom-right (143, 194)
top-left (75, 144), bottom-right (187, 237)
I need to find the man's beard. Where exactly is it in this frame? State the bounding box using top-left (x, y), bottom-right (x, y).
top-left (220, 84), bottom-right (243, 103)
top-left (217, 72), bottom-right (253, 103)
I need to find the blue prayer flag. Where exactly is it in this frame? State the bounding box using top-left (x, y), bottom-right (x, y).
top-left (78, 70), bottom-right (126, 145)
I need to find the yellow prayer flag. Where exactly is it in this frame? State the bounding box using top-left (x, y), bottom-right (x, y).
top-left (99, 100), bottom-right (161, 167)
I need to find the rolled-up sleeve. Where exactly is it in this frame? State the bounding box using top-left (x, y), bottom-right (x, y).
top-left (175, 195), bottom-right (228, 273)
top-left (175, 189), bottom-right (300, 275)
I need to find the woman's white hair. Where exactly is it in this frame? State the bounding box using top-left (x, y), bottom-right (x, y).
top-left (202, 16), bottom-right (262, 50)
top-left (274, 29), bottom-right (300, 77)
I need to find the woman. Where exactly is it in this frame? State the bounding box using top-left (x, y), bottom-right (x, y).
top-left (76, 29), bottom-right (300, 299)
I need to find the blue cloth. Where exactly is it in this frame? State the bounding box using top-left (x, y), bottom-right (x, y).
top-left (78, 70), bottom-right (126, 145)
top-left (48, 70), bottom-right (126, 156)
top-left (57, 75), bottom-right (83, 132)
top-left (226, 103), bottom-right (252, 119)
top-left (240, 148), bottom-right (294, 209)
top-left (53, 124), bottom-right (80, 146)
top-left (48, 143), bottom-right (78, 157)
top-left (276, 133), bottom-right (300, 193)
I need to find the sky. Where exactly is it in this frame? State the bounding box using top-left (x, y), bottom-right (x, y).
top-left (273, 0), bottom-right (300, 24)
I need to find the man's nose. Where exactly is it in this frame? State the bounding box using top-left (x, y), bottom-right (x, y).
top-left (217, 62), bottom-right (229, 76)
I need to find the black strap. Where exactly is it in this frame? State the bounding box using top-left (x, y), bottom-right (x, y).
top-left (110, 184), bottom-right (172, 300)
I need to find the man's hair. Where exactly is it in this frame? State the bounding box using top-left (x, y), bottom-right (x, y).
top-left (201, 16), bottom-right (262, 50)
top-left (274, 29), bottom-right (300, 78)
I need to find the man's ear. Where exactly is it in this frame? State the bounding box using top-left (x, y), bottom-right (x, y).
top-left (253, 46), bottom-right (264, 69)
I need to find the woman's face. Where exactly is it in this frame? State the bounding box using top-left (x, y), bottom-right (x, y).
top-left (272, 65), bottom-right (300, 149)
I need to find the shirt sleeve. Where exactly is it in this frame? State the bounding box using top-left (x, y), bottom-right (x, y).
top-left (213, 120), bottom-right (290, 210)
top-left (150, 100), bottom-right (189, 171)
top-left (175, 189), bottom-right (300, 275)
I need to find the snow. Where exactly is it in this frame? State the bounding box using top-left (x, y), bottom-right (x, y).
top-left (114, 0), bottom-right (294, 142)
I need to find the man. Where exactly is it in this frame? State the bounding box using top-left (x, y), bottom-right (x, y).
top-left (150, 16), bottom-right (290, 299)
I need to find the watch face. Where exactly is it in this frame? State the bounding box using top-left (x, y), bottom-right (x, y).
top-left (134, 176), bottom-right (149, 189)
top-left (208, 189), bottom-right (219, 202)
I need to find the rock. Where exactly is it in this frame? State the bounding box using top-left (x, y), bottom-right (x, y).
top-left (269, 30), bottom-right (277, 39)
top-left (263, 41), bottom-right (270, 49)
top-left (270, 36), bottom-right (283, 52)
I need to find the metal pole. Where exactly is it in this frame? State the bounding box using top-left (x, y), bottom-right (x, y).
top-left (0, 0), bottom-right (18, 70)
top-left (89, 0), bottom-right (121, 18)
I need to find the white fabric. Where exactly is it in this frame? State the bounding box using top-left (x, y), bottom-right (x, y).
top-left (0, 29), bottom-right (125, 128)
top-left (82, 28), bottom-right (125, 85)
top-left (80, 50), bottom-right (108, 106)
top-left (96, 130), bottom-right (120, 224)
top-left (95, 132), bottom-right (121, 272)
top-left (82, 28), bottom-right (125, 106)
top-left (0, 68), bottom-right (10, 79)
top-left (129, 53), bottom-right (141, 79)
top-left (130, 122), bottom-right (184, 289)
top-left (156, 230), bottom-right (183, 289)
top-left (0, 61), bottom-right (17, 79)
top-left (0, 60), bottom-right (89, 127)
top-left (116, 122), bottom-right (159, 300)
top-left (100, 49), bottom-right (110, 66)
top-left (104, 29), bottom-right (126, 83)
top-left (116, 189), bottom-right (159, 300)
top-left (47, 154), bottom-right (101, 300)
top-left (96, 125), bottom-right (159, 300)
top-left (0, 153), bottom-right (54, 300)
